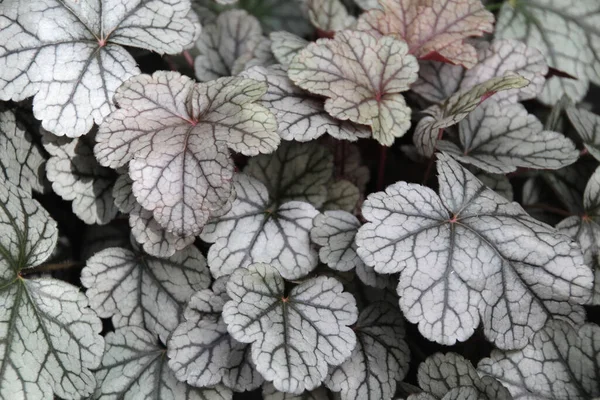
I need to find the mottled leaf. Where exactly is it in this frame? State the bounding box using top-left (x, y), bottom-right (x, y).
top-left (567, 106), bottom-right (600, 162)
top-left (288, 30), bottom-right (419, 146)
top-left (0, 0), bottom-right (199, 137)
top-left (0, 180), bottom-right (104, 399)
top-left (81, 243), bottom-right (210, 341)
top-left (270, 31), bottom-right (309, 67)
top-left (478, 320), bottom-right (600, 399)
top-left (356, 153), bottom-right (592, 348)
top-left (95, 71), bottom-right (279, 236)
top-left (223, 263), bottom-right (358, 393)
top-left (308, 0), bottom-right (355, 33)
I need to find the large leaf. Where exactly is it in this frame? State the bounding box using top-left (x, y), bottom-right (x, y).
top-left (0, 0), bottom-right (199, 137)
top-left (567, 106), bottom-right (600, 162)
top-left (288, 30), bottom-right (419, 146)
top-left (357, 0), bottom-right (494, 68)
top-left (81, 243), bottom-right (211, 341)
top-left (478, 320), bottom-right (600, 399)
top-left (95, 71), bottom-right (279, 236)
top-left (167, 288), bottom-right (263, 391)
top-left (325, 302), bottom-right (410, 400)
top-left (0, 108), bottom-right (45, 194)
top-left (242, 65), bottom-right (370, 142)
top-left (355, 153), bottom-right (593, 349)
top-left (223, 263), bottom-right (358, 393)
top-left (438, 101), bottom-right (579, 174)
top-left (94, 326), bottom-right (233, 400)
top-left (42, 129), bottom-right (118, 225)
top-left (0, 180), bottom-right (104, 399)
top-left (496, 0), bottom-right (600, 104)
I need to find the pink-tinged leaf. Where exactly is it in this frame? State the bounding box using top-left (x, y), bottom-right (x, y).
top-left (357, 0), bottom-right (494, 68)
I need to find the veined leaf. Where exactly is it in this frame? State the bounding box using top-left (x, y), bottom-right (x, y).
top-left (323, 180), bottom-right (360, 213)
top-left (270, 31), bottom-right (309, 67)
top-left (262, 383), bottom-right (330, 400)
top-left (567, 106), bottom-right (600, 162)
top-left (308, 0), bottom-right (356, 33)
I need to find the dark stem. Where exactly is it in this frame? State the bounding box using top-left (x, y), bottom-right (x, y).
top-left (183, 50), bottom-right (195, 68)
top-left (377, 146), bottom-right (388, 191)
top-left (165, 56), bottom-right (179, 71)
top-left (524, 203), bottom-right (573, 217)
top-left (21, 261), bottom-right (84, 277)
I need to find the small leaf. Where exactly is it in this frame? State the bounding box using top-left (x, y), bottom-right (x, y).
top-left (262, 383), bottom-right (330, 400)
top-left (270, 31), bottom-right (309, 66)
top-left (567, 106), bottom-right (600, 162)
top-left (288, 30), bottom-right (419, 146)
top-left (325, 302), bottom-right (410, 400)
top-left (478, 320), bottom-right (600, 399)
top-left (81, 243), bottom-right (211, 341)
top-left (357, 0), bottom-right (494, 68)
top-left (438, 101), bottom-right (579, 174)
top-left (0, 0), bottom-right (199, 137)
top-left (242, 65), bottom-right (370, 142)
top-left (94, 326), bottom-right (233, 400)
top-left (308, 0), bottom-right (356, 33)
top-left (223, 263), bottom-right (358, 393)
top-left (355, 153), bottom-right (592, 348)
top-left (95, 71), bottom-right (279, 236)
top-left (42, 129), bottom-right (118, 225)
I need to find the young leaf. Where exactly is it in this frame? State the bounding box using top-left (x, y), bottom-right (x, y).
top-left (438, 101), bottom-right (579, 174)
top-left (195, 10), bottom-right (263, 81)
top-left (222, 263), bottom-right (358, 393)
top-left (496, 0), bottom-right (600, 104)
top-left (262, 383), bottom-right (330, 400)
top-left (311, 211), bottom-right (388, 288)
top-left (42, 129), bottom-right (118, 225)
top-left (325, 302), bottom-right (410, 400)
top-left (167, 288), bottom-right (263, 391)
top-left (81, 243), bottom-right (211, 341)
top-left (288, 30), bottom-right (419, 146)
top-left (113, 174), bottom-right (194, 258)
top-left (201, 174), bottom-right (319, 280)
top-left (323, 180), bottom-right (360, 212)
top-left (357, 0), bottom-right (494, 68)
top-left (0, 0), bottom-right (199, 137)
top-left (241, 65), bottom-right (370, 142)
top-left (0, 180), bottom-right (104, 399)
top-left (355, 153), bottom-right (593, 349)
top-left (95, 71), bottom-right (279, 236)
top-left (270, 31), bottom-right (309, 67)
top-left (308, 0), bottom-right (356, 33)
top-left (567, 106), bottom-right (600, 162)
top-left (0, 108), bottom-right (45, 194)
top-left (478, 320), bottom-right (600, 399)
top-left (94, 326), bottom-right (233, 400)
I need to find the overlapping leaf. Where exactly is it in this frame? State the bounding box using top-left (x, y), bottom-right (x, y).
top-left (357, 0), bottom-right (494, 68)
top-left (270, 31), bottom-right (308, 66)
top-left (567, 106), bottom-right (600, 162)
top-left (323, 180), bottom-right (360, 212)
top-left (356, 153), bottom-right (593, 349)
top-left (438, 101), bottom-right (579, 174)
top-left (232, 37), bottom-right (276, 75)
top-left (288, 30), bottom-right (419, 146)
top-left (223, 263), bottom-right (358, 393)
top-left (478, 320), bottom-right (600, 399)
top-left (0, 0), bottom-right (199, 137)
top-left (95, 71), bottom-right (279, 236)
top-left (325, 302), bottom-right (410, 400)
top-left (262, 383), bottom-right (330, 400)
top-left (242, 65), bottom-right (370, 142)
top-left (94, 326), bottom-right (233, 400)
top-left (496, 0), bottom-right (600, 104)
top-left (308, 0), bottom-right (355, 33)
top-left (0, 180), bottom-right (104, 399)
top-left (81, 242), bottom-right (211, 341)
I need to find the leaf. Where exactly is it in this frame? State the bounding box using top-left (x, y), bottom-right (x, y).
top-left (81, 243), bottom-right (211, 342)
top-left (42, 129), bottom-right (118, 225)
top-left (242, 65), bottom-right (370, 142)
top-left (0, 0), bottom-right (199, 137)
top-left (288, 30), bottom-right (419, 146)
top-left (237, 0), bottom-right (313, 36)
top-left (94, 326), bottom-right (233, 400)
top-left (412, 62), bottom-right (466, 104)
top-left (308, 0), bottom-right (356, 33)
top-left (95, 71), bottom-right (279, 236)
top-left (270, 31), bottom-right (309, 66)
top-left (437, 101), bottom-right (579, 174)
top-left (333, 144), bottom-right (370, 193)
top-left (413, 75), bottom-right (531, 157)
top-left (355, 153), bottom-right (593, 349)
top-left (557, 166), bottom-right (600, 304)
top-left (113, 174), bottom-right (195, 258)
top-left (201, 174), bottom-right (319, 280)
top-left (567, 106), bottom-right (600, 162)
top-left (0, 108), bottom-right (45, 194)
top-left (231, 36), bottom-right (277, 76)
top-left (311, 211), bottom-right (388, 288)
top-left (469, 167), bottom-right (513, 201)
top-left (263, 383), bottom-right (331, 400)
top-left (194, 10), bottom-right (263, 81)
top-left (167, 288), bottom-right (263, 391)
top-left (354, 0), bottom-right (380, 10)
top-left (0, 180), bottom-right (104, 399)
top-left (357, 0), bottom-right (494, 68)
top-left (478, 320), bottom-right (600, 399)
top-left (323, 180), bottom-right (360, 212)
top-left (223, 263), bottom-right (358, 393)
top-left (496, 0), bottom-right (600, 104)
top-left (325, 302), bottom-right (410, 400)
